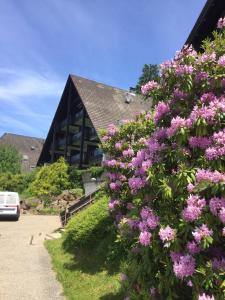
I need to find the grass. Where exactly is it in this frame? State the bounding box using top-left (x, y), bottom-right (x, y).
top-left (46, 238), bottom-right (122, 300)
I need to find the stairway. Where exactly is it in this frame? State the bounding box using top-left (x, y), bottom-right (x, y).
top-left (60, 188), bottom-right (101, 226)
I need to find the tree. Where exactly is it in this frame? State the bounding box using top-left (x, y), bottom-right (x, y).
top-left (131, 64), bottom-right (159, 94)
top-left (0, 145), bottom-right (21, 174)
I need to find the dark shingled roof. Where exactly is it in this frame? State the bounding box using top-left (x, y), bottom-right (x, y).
top-left (70, 74), bottom-right (151, 137)
top-left (186, 0), bottom-right (225, 50)
top-left (0, 133), bottom-right (44, 172)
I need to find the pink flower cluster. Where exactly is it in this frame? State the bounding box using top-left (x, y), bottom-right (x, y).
top-left (154, 101), bottom-right (170, 124)
top-left (195, 169), bottom-right (225, 184)
top-left (205, 129), bottom-right (225, 160)
top-left (192, 224), bottom-right (213, 244)
top-left (182, 195), bottom-right (206, 223)
top-left (122, 148), bottom-right (134, 158)
top-left (139, 207), bottom-right (159, 231)
top-left (167, 116), bottom-right (190, 137)
top-left (198, 293), bottom-right (215, 300)
top-left (128, 177), bottom-right (146, 194)
top-left (139, 231), bottom-right (152, 246)
top-left (172, 253), bottom-right (196, 279)
top-left (159, 226), bottom-right (176, 243)
top-left (175, 64), bottom-right (194, 76)
top-left (212, 257), bottom-right (225, 271)
top-left (209, 197), bottom-right (225, 222)
top-left (217, 17), bottom-right (225, 29)
top-left (189, 136), bottom-right (211, 149)
top-left (107, 124), bottom-right (118, 136)
top-left (186, 241), bottom-right (201, 255)
top-left (218, 54), bottom-right (225, 66)
top-left (141, 80), bottom-right (159, 95)
top-left (108, 199), bottom-right (120, 211)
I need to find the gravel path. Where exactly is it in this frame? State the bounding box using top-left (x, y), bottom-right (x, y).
top-left (0, 215), bottom-right (65, 300)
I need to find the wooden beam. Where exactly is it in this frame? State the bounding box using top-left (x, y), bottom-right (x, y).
top-left (51, 123), bottom-right (57, 163)
top-left (65, 81), bottom-right (72, 163)
top-left (79, 109), bottom-right (85, 168)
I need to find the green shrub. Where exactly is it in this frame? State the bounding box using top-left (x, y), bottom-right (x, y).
top-left (63, 191), bottom-right (112, 249)
top-left (88, 166), bottom-right (104, 178)
top-left (0, 144), bottom-right (21, 174)
top-left (30, 157), bottom-right (70, 203)
top-left (68, 167), bottom-right (84, 189)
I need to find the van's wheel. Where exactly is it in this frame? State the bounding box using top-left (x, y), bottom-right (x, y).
top-left (14, 215), bottom-right (19, 221)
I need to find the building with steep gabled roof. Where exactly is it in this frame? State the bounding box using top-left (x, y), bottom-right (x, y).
top-left (0, 133), bottom-right (44, 172)
top-left (37, 74), bottom-right (150, 168)
top-left (186, 0), bottom-right (225, 50)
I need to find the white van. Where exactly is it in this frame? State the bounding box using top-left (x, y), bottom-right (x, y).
top-left (0, 192), bottom-right (20, 221)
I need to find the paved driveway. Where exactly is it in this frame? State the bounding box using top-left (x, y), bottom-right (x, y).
top-left (0, 215), bottom-right (65, 300)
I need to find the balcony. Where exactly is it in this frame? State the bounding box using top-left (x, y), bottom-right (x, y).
top-left (89, 148), bottom-right (103, 165)
top-left (71, 152), bottom-right (86, 165)
top-left (71, 131), bottom-right (82, 145)
top-left (57, 138), bottom-right (66, 150)
top-left (60, 119), bottom-right (67, 131)
top-left (73, 109), bottom-right (84, 124)
top-left (88, 127), bottom-right (98, 141)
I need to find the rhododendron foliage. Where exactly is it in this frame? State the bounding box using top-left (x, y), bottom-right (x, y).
top-left (101, 20), bottom-right (225, 300)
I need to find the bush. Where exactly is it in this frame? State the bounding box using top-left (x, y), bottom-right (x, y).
top-left (102, 20), bottom-right (225, 299)
top-left (0, 169), bottom-right (38, 194)
top-left (0, 144), bottom-right (21, 174)
top-left (63, 191), bottom-right (112, 250)
top-left (30, 157), bottom-right (70, 204)
top-left (68, 167), bottom-right (84, 189)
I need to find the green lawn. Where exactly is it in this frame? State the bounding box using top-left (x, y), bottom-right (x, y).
top-left (46, 238), bottom-right (122, 300)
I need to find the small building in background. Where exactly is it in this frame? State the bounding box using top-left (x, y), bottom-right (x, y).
top-left (37, 74), bottom-right (149, 168)
top-left (0, 133), bottom-right (44, 172)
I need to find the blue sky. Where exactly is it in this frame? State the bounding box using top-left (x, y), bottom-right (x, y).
top-left (0, 0), bottom-right (206, 138)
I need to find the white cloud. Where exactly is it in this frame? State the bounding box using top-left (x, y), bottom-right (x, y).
top-left (0, 68), bottom-right (64, 101)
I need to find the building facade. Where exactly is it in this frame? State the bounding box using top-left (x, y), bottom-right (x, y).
top-left (0, 133), bottom-right (44, 172)
top-left (38, 75), bottom-right (149, 168)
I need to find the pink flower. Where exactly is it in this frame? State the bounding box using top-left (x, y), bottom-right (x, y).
top-left (218, 55), bottom-right (225, 66)
top-left (139, 231), bottom-right (152, 246)
top-left (189, 136), bottom-right (211, 149)
top-left (115, 142), bottom-right (122, 150)
top-left (192, 224), bottom-right (213, 244)
top-left (175, 64), bottom-right (194, 76)
top-left (219, 207), bottom-right (225, 224)
top-left (198, 293), bottom-right (215, 300)
top-left (209, 197), bottom-right (225, 216)
top-left (173, 254), bottom-right (196, 279)
top-left (107, 124), bottom-right (118, 136)
top-left (217, 17), bottom-right (225, 29)
top-left (200, 92), bottom-right (216, 103)
top-left (212, 257), bottom-right (225, 271)
top-left (187, 183), bottom-right (195, 192)
top-left (122, 148), bottom-right (134, 158)
top-left (154, 101), bottom-right (170, 124)
top-left (108, 199), bottom-right (120, 211)
top-left (186, 241), bottom-right (201, 255)
top-left (159, 226), bottom-right (176, 242)
top-left (222, 227), bottom-right (225, 237)
top-left (141, 80), bottom-right (159, 95)
top-left (109, 181), bottom-right (121, 191)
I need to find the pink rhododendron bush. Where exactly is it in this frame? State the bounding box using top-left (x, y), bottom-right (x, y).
top-left (101, 20), bottom-right (225, 300)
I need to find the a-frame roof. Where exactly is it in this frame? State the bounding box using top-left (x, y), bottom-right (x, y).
top-left (38, 74), bottom-right (150, 165)
top-left (186, 0), bottom-right (225, 50)
top-left (70, 74), bottom-right (150, 135)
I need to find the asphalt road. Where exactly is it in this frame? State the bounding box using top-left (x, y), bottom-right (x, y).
top-left (0, 215), bottom-right (65, 300)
